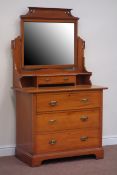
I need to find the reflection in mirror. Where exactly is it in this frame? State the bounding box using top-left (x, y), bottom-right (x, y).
top-left (24, 22), bottom-right (74, 66)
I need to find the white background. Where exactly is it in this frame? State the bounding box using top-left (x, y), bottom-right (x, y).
top-left (0, 0), bottom-right (117, 152)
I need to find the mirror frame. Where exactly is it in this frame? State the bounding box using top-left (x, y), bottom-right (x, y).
top-left (20, 7), bottom-right (79, 70)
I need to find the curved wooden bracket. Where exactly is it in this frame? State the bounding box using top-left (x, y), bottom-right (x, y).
top-left (77, 37), bottom-right (91, 73)
top-left (11, 36), bottom-right (22, 88)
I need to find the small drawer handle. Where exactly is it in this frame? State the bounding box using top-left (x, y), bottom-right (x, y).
top-left (64, 77), bottom-right (69, 80)
top-left (81, 98), bottom-right (88, 103)
top-left (80, 136), bottom-right (88, 141)
top-left (80, 116), bottom-right (88, 121)
top-left (45, 78), bottom-right (50, 81)
top-left (49, 101), bottom-right (58, 106)
top-left (48, 119), bottom-right (57, 124)
top-left (49, 139), bottom-right (57, 145)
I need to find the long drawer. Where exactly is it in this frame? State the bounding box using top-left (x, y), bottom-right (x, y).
top-left (35, 109), bottom-right (100, 132)
top-left (34, 129), bottom-right (100, 153)
top-left (36, 91), bottom-right (101, 112)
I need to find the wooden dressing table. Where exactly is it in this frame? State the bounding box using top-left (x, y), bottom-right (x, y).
top-left (11, 7), bottom-right (107, 166)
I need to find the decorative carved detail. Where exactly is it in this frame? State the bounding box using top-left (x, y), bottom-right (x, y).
top-left (21, 7), bottom-right (79, 20)
top-left (64, 9), bottom-right (73, 17)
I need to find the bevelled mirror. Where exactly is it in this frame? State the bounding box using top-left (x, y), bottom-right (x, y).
top-left (24, 22), bottom-right (74, 66)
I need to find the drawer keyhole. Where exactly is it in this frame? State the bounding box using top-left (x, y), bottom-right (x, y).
top-left (64, 77), bottom-right (69, 80)
top-left (49, 139), bottom-right (57, 145)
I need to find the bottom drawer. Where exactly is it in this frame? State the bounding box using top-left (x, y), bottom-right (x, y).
top-left (34, 129), bottom-right (100, 154)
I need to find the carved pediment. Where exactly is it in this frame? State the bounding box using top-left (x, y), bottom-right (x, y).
top-left (21, 7), bottom-right (79, 20)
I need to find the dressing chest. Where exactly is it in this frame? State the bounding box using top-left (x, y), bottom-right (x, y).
top-left (11, 7), bottom-right (107, 166)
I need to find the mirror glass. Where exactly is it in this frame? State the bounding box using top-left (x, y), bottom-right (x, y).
top-left (24, 22), bottom-right (74, 66)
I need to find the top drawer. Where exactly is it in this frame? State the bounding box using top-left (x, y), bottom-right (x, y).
top-left (37, 75), bottom-right (76, 85)
top-left (36, 91), bottom-right (101, 112)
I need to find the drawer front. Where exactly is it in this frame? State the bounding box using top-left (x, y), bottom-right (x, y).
top-left (34, 129), bottom-right (100, 153)
top-left (36, 91), bottom-right (101, 112)
top-left (37, 76), bottom-right (76, 85)
top-left (35, 109), bottom-right (100, 132)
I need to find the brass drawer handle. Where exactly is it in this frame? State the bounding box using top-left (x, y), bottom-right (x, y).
top-left (81, 98), bottom-right (88, 103)
top-left (49, 101), bottom-right (58, 106)
top-left (64, 77), bottom-right (69, 80)
top-left (49, 139), bottom-right (57, 145)
top-left (48, 119), bottom-right (56, 124)
top-left (80, 136), bottom-right (88, 141)
top-left (80, 116), bottom-right (88, 121)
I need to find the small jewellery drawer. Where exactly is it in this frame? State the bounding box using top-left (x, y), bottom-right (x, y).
top-left (34, 129), bottom-right (100, 153)
top-left (35, 109), bottom-right (100, 132)
top-left (36, 91), bottom-right (101, 112)
top-left (37, 75), bottom-right (76, 85)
